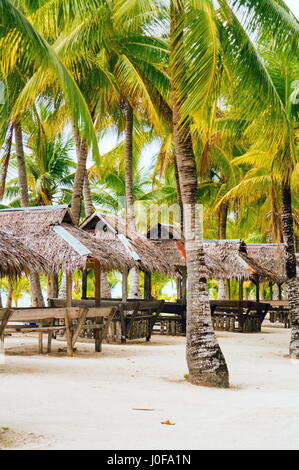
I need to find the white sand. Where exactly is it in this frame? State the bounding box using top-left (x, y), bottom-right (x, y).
top-left (1, 324), bottom-right (299, 450)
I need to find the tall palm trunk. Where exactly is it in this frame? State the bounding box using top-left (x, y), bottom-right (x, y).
top-left (124, 101), bottom-right (141, 299)
top-left (14, 121), bottom-right (45, 307)
top-left (218, 203), bottom-right (228, 300)
top-left (170, 3), bottom-right (229, 388)
top-left (71, 125), bottom-right (89, 225)
top-left (174, 154), bottom-right (184, 235)
top-left (14, 121), bottom-right (29, 207)
top-left (83, 170), bottom-right (94, 217)
top-left (0, 124), bottom-right (14, 200)
top-left (125, 102), bottom-right (135, 227)
top-left (281, 181), bottom-right (299, 358)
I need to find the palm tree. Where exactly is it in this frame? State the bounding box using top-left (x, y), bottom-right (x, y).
top-left (115, 0), bottom-right (299, 386)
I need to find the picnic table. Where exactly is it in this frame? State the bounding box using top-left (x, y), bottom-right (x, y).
top-left (267, 300), bottom-right (290, 328)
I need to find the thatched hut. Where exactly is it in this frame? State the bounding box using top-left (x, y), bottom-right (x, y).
top-left (0, 229), bottom-right (48, 277)
top-left (146, 223), bottom-right (282, 301)
top-left (80, 212), bottom-right (171, 275)
top-left (147, 224), bottom-right (280, 282)
top-left (0, 206), bottom-right (140, 273)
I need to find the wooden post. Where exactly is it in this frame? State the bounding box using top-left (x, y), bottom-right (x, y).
top-left (176, 275), bottom-right (181, 302)
top-left (255, 275), bottom-right (260, 303)
top-left (239, 278), bottom-right (244, 300)
top-left (122, 269), bottom-right (128, 302)
top-left (269, 281), bottom-right (273, 301)
top-left (181, 269), bottom-right (187, 303)
top-left (82, 269), bottom-right (88, 299)
top-left (227, 279), bottom-right (231, 300)
top-left (278, 283), bottom-right (282, 301)
top-left (144, 272), bottom-right (152, 300)
top-left (65, 271), bottom-right (73, 357)
top-left (94, 262), bottom-right (102, 352)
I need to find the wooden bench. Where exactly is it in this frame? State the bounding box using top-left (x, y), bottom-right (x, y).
top-left (267, 301), bottom-right (290, 328)
top-left (0, 306), bottom-right (116, 355)
top-left (210, 301), bottom-right (270, 333)
top-left (48, 299), bottom-right (165, 343)
top-left (153, 301), bottom-right (269, 335)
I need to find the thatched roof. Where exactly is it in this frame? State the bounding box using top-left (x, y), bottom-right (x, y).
top-left (0, 206), bottom-right (139, 273)
top-left (246, 244), bottom-right (286, 283)
top-left (147, 224), bottom-right (281, 282)
top-left (80, 213), bottom-right (171, 274)
top-left (0, 229), bottom-right (49, 277)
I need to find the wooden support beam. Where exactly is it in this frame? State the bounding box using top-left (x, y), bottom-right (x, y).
top-left (94, 263), bottom-right (101, 307)
top-left (82, 270), bottom-right (88, 299)
top-left (94, 262), bottom-right (102, 352)
top-left (65, 272), bottom-right (73, 356)
top-left (0, 309), bottom-right (13, 353)
top-left (269, 282), bottom-right (273, 301)
top-left (72, 308), bottom-right (89, 348)
top-left (255, 275), bottom-right (260, 303)
top-left (181, 269), bottom-right (187, 303)
top-left (278, 283), bottom-right (283, 301)
top-left (176, 276), bottom-right (181, 302)
top-left (144, 272), bottom-right (152, 301)
top-left (239, 278), bottom-right (244, 301)
top-left (122, 269), bottom-right (128, 302)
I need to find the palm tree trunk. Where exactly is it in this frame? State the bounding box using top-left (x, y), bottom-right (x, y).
top-left (218, 202), bottom-right (228, 240)
top-left (170, 3), bottom-right (229, 388)
top-left (217, 203), bottom-right (228, 300)
top-left (15, 121), bottom-right (45, 307)
top-left (174, 154), bottom-right (184, 234)
top-left (125, 101), bottom-right (135, 228)
top-left (0, 124), bottom-right (14, 200)
top-left (281, 181), bottom-right (299, 358)
top-left (14, 121), bottom-right (29, 207)
top-left (124, 101), bottom-right (141, 299)
top-left (129, 268), bottom-right (141, 299)
top-left (101, 272), bottom-right (111, 299)
top-left (71, 125), bottom-right (89, 225)
top-left (83, 170), bottom-right (94, 217)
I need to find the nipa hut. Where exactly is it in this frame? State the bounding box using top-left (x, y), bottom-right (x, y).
top-left (0, 206), bottom-right (140, 273)
top-left (0, 229), bottom-right (48, 277)
top-left (147, 223), bottom-right (282, 301)
top-left (147, 223), bottom-right (280, 282)
top-left (80, 212), bottom-right (171, 275)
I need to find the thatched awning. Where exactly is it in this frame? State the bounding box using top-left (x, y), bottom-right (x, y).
top-left (146, 224), bottom-right (281, 282)
top-left (0, 229), bottom-right (49, 277)
top-left (0, 206), bottom-right (139, 273)
top-left (80, 213), bottom-right (172, 274)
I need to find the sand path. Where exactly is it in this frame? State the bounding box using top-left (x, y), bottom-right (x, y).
top-left (0, 324), bottom-right (298, 450)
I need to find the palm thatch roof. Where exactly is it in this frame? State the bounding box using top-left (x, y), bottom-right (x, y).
top-left (245, 243), bottom-right (287, 283)
top-left (0, 206), bottom-right (140, 273)
top-left (80, 212), bottom-right (171, 274)
top-left (0, 229), bottom-right (49, 277)
top-left (147, 224), bottom-right (281, 282)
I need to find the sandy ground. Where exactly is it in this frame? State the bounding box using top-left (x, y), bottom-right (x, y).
top-left (1, 323), bottom-right (299, 450)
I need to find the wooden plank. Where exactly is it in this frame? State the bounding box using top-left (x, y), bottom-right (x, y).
top-left (66, 272), bottom-right (73, 309)
top-left (122, 269), bottom-right (128, 302)
top-left (5, 307), bottom-right (112, 322)
top-left (126, 302), bottom-right (141, 339)
top-left (0, 309), bottom-right (13, 337)
top-left (71, 308), bottom-right (89, 348)
top-left (102, 308), bottom-right (117, 340)
top-left (64, 308), bottom-right (73, 357)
